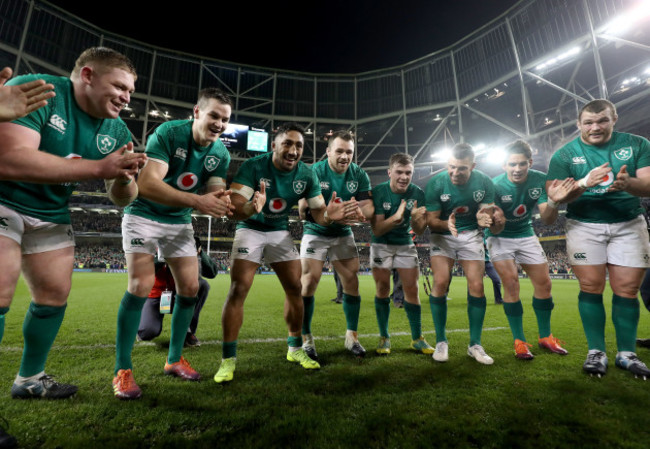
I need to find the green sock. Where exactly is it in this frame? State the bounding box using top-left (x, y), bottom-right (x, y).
top-left (114, 291), bottom-right (147, 374)
top-left (578, 291), bottom-right (606, 351)
top-left (222, 340), bottom-right (237, 359)
top-left (342, 294), bottom-right (361, 332)
top-left (0, 306), bottom-right (9, 345)
top-left (287, 335), bottom-right (302, 348)
top-left (612, 294), bottom-right (640, 353)
top-left (403, 302), bottom-right (422, 340)
top-left (302, 296), bottom-right (315, 335)
top-left (467, 295), bottom-right (487, 347)
top-left (374, 297), bottom-right (390, 338)
top-left (168, 294), bottom-right (197, 364)
top-left (503, 301), bottom-right (525, 342)
top-left (429, 295), bottom-right (448, 343)
top-left (532, 297), bottom-right (553, 339)
top-left (19, 302), bottom-right (67, 377)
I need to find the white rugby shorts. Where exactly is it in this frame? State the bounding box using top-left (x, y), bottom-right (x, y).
top-left (0, 204), bottom-right (74, 254)
top-left (122, 214), bottom-right (196, 258)
top-left (300, 233), bottom-right (358, 261)
top-left (565, 216), bottom-right (650, 267)
top-left (370, 243), bottom-right (419, 269)
top-left (487, 235), bottom-right (547, 265)
top-left (430, 229), bottom-right (484, 261)
top-left (231, 228), bottom-right (299, 265)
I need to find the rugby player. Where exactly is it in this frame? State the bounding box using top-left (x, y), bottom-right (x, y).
top-left (299, 130), bottom-right (373, 360)
top-left (214, 122), bottom-right (354, 383)
top-left (547, 99), bottom-right (650, 378)
top-left (425, 143), bottom-right (497, 364)
top-left (0, 47), bottom-right (145, 399)
top-left (486, 140), bottom-right (572, 359)
top-left (370, 153), bottom-right (432, 355)
top-left (112, 87), bottom-right (233, 399)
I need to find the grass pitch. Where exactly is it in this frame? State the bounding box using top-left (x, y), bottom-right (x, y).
top-left (2, 273), bottom-right (650, 448)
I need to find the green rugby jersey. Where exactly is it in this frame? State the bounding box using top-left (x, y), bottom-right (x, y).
top-left (486, 169), bottom-right (547, 238)
top-left (303, 160), bottom-right (371, 237)
top-left (425, 169), bottom-right (495, 235)
top-left (371, 181), bottom-right (425, 245)
top-left (233, 152), bottom-right (321, 232)
top-left (0, 74), bottom-right (131, 224)
top-left (125, 120), bottom-right (230, 224)
top-left (547, 132), bottom-right (650, 223)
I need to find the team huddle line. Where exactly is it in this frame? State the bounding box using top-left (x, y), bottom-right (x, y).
top-left (1, 47), bottom-right (649, 406)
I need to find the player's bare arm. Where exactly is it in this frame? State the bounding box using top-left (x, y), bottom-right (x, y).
top-left (137, 159), bottom-right (231, 218)
top-left (371, 199), bottom-right (406, 237)
top-left (310, 192), bottom-right (357, 226)
top-left (0, 67), bottom-right (56, 122)
top-left (0, 123), bottom-right (145, 182)
top-left (298, 198), bottom-right (309, 220)
top-left (410, 201), bottom-right (427, 235)
top-left (539, 178), bottom-right (573, 224)
top-left (426, 209), bottom-right (456, 236)
top-left (230, 181), bottom-right (266, 220)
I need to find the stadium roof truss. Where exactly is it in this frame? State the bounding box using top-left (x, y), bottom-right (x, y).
top-left (2, 0), bottom-right (650, 186)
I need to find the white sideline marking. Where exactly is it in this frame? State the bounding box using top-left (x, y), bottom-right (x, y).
top-left (0, 327), bottom-right (508, 351)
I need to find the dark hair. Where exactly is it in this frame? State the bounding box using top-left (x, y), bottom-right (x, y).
top-left (71, 47), bottom-right (136, 79)
top-left (389, 153), bottom-right (413, 167)
top-left (274, 122), bottom-right (306, 140)
top-left (451, 143), bottom-right (475, 162)
top-left (579, 99), bottom-right (616, 121)
top-left (197, 87), bottom-right (233, 108)
top-left (328, 130), bottom-right (354, 147)
top-left (504, 140), bottom-right (532, 159)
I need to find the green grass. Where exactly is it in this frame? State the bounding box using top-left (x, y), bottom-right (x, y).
top-left (2, 273), bottom-right (650, 448)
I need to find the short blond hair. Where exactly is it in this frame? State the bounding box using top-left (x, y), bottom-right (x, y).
top-left (71, 47), bottom-right (137, 80)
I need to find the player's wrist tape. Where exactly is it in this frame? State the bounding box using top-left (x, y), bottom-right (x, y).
top-left (324, 209), bottom-right (332, 224)
top-left (547, 198), bottom-right (558, 209)
top-left (578, 177), bottom-right (588, 189)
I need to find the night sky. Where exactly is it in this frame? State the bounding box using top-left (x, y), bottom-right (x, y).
top-left (49, 0), bottom-right (520, 73)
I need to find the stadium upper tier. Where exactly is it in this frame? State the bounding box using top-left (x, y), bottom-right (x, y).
top-left (1, 0), bottom-right (649, 188)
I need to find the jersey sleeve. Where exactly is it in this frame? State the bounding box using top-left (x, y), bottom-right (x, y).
top-left (547, 149), bottom-right (572, 181)
top-left (537, 172), bottom-right (549, 204)
top-left (635, 136), bottom-right (650, 169)
top-left (372, 185), bottom-right (385, 216)
top-left (425, 177), bottom-right (442, 212)
top-left (145, 126), bottom-right (172, 163)
top-left (483, 175), bottom-right (495, 204)
top-left (416, 185), bottom-right (426, 206)
top-left (304, 166), bottom-right (322, 200)
top-left (232, 158), bottom-right (256, 189)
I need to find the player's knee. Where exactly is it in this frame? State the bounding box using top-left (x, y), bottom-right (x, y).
top-left (283, 280), bottom-right (302, 298)
top-left (227, 280), bottom-right (253, 303)
top-left (301, 274), bottom-right (319, 295)
top-left (128, 275), bottom-right (155, 297)
top-left (468, 279), bottom-right (485, 296)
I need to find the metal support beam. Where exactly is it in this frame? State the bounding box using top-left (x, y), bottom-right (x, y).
top-left (462, 104), bottom-right (525, 138)
top-left (505, 17), bottom-right (530, 136)
top-left (584, 0), bottom-right (608, 98)
top-left (359, 115), bottom-right (403, 166)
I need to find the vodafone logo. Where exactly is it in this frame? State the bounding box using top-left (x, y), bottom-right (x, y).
top-left (65, 154), bottom-right (82, 159)
top-left (268, 198), bottom-right (287, 213)
top-left (598, 171), bottom-right (614, 187)
top-left (453, 205), bottom-right (469, 214)
top-left (177, 172), bottom-right (198, 190)
top-left (513, 204), bottom-right (527, 217)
